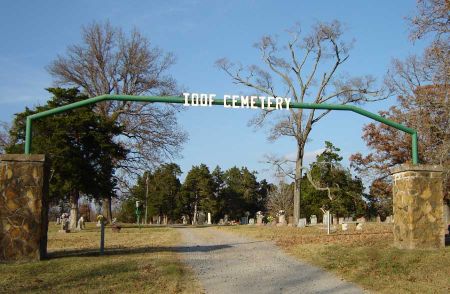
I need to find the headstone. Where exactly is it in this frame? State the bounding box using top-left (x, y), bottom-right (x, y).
top-left (218, 218), bottom-right (224, 225)
top-left (384, 216), bottom-right (391, 223)
top-left (338, 217), bottom-right (344, 224)
top-left (376, 215), bottom-right (381, 223)
top-left (182, 215), bottom-right (187, 225)
top-left (356, 223), bottom-right (363, 231)
top-left (323, 211), bottom-right (330, 226)
top-left (310, 215), bottom-right (317, 225)
top-left (297, 218), bottom-right (307, 228)
top-left (198, 212), bottom-right (206, 225)
top-left (256, 215), bottom-right (263, 225)
top-left (77, 216), bottom-right (85, 230)
top-left (224, 214), bottom-right (229, 224)
top-left (207, 212), bottom-right (212, 225)
top-left (248, 218), bottom-right (255, 225)
top-left (278, 214), bottom-right (286, 225)
top-left (341, 223), bottom-right (348, 231)
top-left (240, 216), bottom-right (248, 225)
top-left (332, 214), bottom-right (338, 225)
top-left (59, 213), bottom-right (70, 233)
top-left (56, 217), bottom-right (61, 225)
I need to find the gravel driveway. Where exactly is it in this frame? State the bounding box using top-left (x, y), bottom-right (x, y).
top-left (178, 227), bottom-right (364, 294)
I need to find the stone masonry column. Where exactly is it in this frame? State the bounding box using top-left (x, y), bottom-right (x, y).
top-left (391, 164), bottom-right (444, 249)
top-left (0, 154), bottom-right (49, 261)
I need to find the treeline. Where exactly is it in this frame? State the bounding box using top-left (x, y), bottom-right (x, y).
top-left (118, 165), bottom-right (271, 224)
top-left (118, 141), bottom-right (371, 224)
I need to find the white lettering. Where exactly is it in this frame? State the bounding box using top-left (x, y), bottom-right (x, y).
top-left (259, 96), bottom-right (265, 109)
top-left (183, 93), bottom-right (190, 106)
top-left (232, 95), bottom-right (239, 108)
top-left (224, 95), bottom-right (231, 108)
top-left (200, 93), bottom-right (208, 106)
top-left (275, 97), bottom-right (283, 109)
top-left (250, 96), bottom-right (257, 109)
top-left (284, 98), bottom-right (291, 110)
top-left (191, 93), bottom-right (199, 106)
top-left (182, 92), bottom-right (291, 110)
top-left (209, 94), bottom-right (215, 106)
top-left (267, 96), bottom-right (273, 109)
top-left (240, 96), bottom-right (250, 108)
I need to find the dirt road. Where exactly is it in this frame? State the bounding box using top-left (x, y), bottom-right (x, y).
top-left (178, 227), bottom-right (364, 294)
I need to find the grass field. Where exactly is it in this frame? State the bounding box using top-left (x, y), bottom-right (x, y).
top-left (0, 223), bottom-right (201, 294)
top-left (218, 224), bottom-right (450, 294)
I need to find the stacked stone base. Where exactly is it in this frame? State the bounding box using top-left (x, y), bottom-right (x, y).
top-left (0, 154), bottom-right (48, 261)
top-left (391, 164), bottom-right (444, 249)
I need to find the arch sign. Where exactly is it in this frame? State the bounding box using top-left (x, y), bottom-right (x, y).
top-left (24, 93), bottom-right (419, 165)
top-left (183, 93), bottom-right (292, 110)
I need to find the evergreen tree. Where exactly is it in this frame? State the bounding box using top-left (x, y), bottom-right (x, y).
top-left (181, 164), bottom-right (215, 224)
top-left (301, 141), bottom-right (366, 221)
top-left (7, 88), bottom-right (127, 228)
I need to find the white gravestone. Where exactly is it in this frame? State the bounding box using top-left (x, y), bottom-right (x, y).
top-left (248, 218), bottom-right (255, 225)
top-left (256, 215), bottom-right (263, 225)
top-left (77, 216), bottom-right (85, 230)
top-left (207, 212), bottom-right (212, 225)
top-left (310, 215), bottom-right (317, 225)
top-left (323, 211), bottom-right (332, 226)
top-left (341, 223), bottom-right (348, 231)
top-left (297, 218), bottom-right (307, 228)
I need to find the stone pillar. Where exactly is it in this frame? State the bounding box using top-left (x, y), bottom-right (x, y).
top-left (0, 154), bottom-right (49, 261)
top-left (391, 164), bottom-right (444, 249)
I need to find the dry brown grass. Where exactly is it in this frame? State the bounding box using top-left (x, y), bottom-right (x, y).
top-left (218, 224), bottom-right (450, 294)
top-left (0, 223), bottom-right (202, 294)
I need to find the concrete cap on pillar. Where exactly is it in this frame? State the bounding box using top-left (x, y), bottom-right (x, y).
top-left (390, 163), bottom-right (444, 174)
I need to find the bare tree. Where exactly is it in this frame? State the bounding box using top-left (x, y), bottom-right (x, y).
top-left (351, 0), bottom-right (449, 208)
top-left (267, 182), bottom-right (294, 217)
top-left (48, 22), bottom-right (187, 222)
top-left (407, 0), bottom-right (449, 42)
top-left (217, 21), bottom-right (385, 223)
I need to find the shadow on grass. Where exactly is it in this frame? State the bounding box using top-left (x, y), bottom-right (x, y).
top-left (47, 240), bottom-right (265, 260)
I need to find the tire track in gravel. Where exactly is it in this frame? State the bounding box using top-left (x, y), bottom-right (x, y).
top-left (177, 227), bottom-right (364, 294)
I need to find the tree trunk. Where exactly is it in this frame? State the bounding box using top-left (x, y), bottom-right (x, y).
top-left (193, 202), bottom-right (198, 225)
top-left (69, 190), bottom-right (79, 230)
top-left (102, 196), bottom-right (112, 223)
top-left (294, 145), bottom-right (304, 225)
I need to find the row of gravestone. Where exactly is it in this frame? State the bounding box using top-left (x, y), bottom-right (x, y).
top-left (56, 213), bottom-right (86, 233)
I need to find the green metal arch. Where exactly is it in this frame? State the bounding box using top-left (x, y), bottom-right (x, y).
top-left (24, 94), bottom-right (419, 164)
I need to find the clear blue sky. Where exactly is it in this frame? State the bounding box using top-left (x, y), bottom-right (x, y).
top-left (0, 0), bottom-right (427, 181)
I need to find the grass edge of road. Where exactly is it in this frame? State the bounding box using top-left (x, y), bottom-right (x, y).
top-left (216, 225), bottom-right (450, 294)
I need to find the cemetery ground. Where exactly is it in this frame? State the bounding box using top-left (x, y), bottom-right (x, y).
top-left (0, 223), bottom-right (201, 293)
top-left (0, 223), bottom-right (449, 293)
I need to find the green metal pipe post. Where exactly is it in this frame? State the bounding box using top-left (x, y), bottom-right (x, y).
top-left (24, 94), bottom-right (419, 164)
